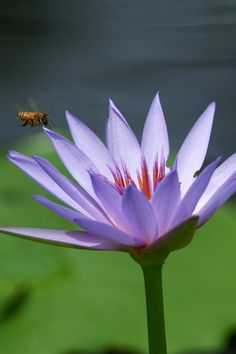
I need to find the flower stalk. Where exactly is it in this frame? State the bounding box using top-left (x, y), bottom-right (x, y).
top-left (142, 264), bottom-right (167, 354)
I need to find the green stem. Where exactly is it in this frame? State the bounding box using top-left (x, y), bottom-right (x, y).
top-left (142, 264), bottom-right (167, 354)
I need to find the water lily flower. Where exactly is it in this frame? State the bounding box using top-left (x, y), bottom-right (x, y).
top-left (1, 93), bottom-right (235, 256)
top-left (1, 93), bottom-right (236, 354)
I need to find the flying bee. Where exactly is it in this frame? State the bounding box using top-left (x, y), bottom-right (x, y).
top-left (17, 98), bottom-right (54, 128)
top-left (17, 111), bottom-right (50, 127)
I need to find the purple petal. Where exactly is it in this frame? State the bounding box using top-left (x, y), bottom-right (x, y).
top-left (34, 195), bottom-right (87, 224)
top-left (141, 93), bottom-right (169, 176)
top-left (122, 185), bottom-right (157, 244)
top-left (171, 158), bottom-right (220, 227)
top-left (8, 150), bottom-right (80, 211)
top-left (176, 102), bottom-right (215, 194)
top-left (0, 227), bottom-right (120, 250)
top-left (90, 173), bottom-right (129, 231)
top-left (43, 128), bottom-right (98, 198)
top-left (195, 175), bottom-right (236, 226)
top-left (196, 153), bottom-right (236, 210)
top-left (33, 156), bottom-right (109, 223)
top-left (106, 100), bottom-right (141, 182)
top-left (151, 169), bottom-right (180, 236)
top-left (137, 217), bottom-right (198, 264)
top-left (74, 217), bottom-right (143, 247)
top-left (66, 110), bottom-right (113, 177)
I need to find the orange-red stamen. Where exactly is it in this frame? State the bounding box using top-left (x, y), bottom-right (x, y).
top-left (140, 158), bottom-right (151, 200)
top-left (110, 157), bottom-right (165, 199)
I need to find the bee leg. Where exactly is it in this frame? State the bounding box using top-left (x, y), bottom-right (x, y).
top-left (22, 121), bottom-right (28, 127)
top-left (47, 120), bottom-right (54, 128)
top-left (35, 119), bottom-right (41, 127)
top-left (49, 119), bottom-right (55, 127)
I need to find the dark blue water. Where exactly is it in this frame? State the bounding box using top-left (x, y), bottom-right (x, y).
top-left (1, 0), bottom-right (236, 158)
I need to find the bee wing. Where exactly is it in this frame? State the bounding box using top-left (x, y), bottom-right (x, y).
top-left (47, 118), bottom-right (55, 128)
top-left (16, 103), bottom-right (23, 112)
top-left (28, 97), bottom-right (38, 111)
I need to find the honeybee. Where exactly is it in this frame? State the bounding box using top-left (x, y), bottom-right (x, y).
top-left (17, 111), bottom-right (50, 127)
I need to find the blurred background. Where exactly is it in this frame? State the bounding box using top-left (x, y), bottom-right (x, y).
top-left (0, 1), bottom-right (236, 353)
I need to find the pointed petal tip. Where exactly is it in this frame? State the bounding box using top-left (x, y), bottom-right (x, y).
top-left (42, 126), bottom-right (52, 134)
top-left (8, 150), bottom-right (27, 162)
top-left (175, 100), bottom-right (217, 192)
top-left (89, 170), bottom-right (104, 181)
top-left (202, 156), bottom-right (221, 171)
top-left (65, 110), bottom-right (84, 129)
top-left (153, 91), bottom-right (160, 102)
top-left (108, 99), bottom-right (124, 119)
top-left (89, 171), bottom-right (99, 187)
top-left (108, 98), bottom-right (119, 115)
top-left (8, 149), bottom-right (18, 159)
top-left (215, 156), bottom-right (222, 165)
top-left (123, 183), bottom-right (137, 195)
top-left (43, 126), bottom-right (59, 139)
top-left (65, 109), bottom-right (78, 122)
top-left (209, 101), bottom-right (216, 109)
top-left (121, 184), bottom-right (137, 202)
top-left (33, 194), bottom-right (43, 203)
top-left (141, 90), bottom-right (169, 168)
top-left (65, 109), bottom-right (71, 120)
top-left (197, 101), bottom-right (216, 126)
top-left (108, 98), bottom-right (115, 108)
top-left (205, 101), bottom-right (216, 116)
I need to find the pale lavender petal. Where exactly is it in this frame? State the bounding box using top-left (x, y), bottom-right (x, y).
top-left (90, 173), bottom-right (129, 232)
top-left (196, 153), bottom-right (236, 210)
top-left (106, 100), bottom-right (141, 182)
top-left (122, 185), bottom-right (157, 244)
top-left (8, 150), bottom-right (80, 211)
top-left (196, 175), bottom-right (236, 226)
top-left (0, 227), bottom-right (120, 250)
top-left (43, 128), bottom-right (98, 198)
top-left (141, 93), bottom-right (169, 175)
top-left (33, 156), bottom-right (109, 223)
top-left (34, 195), bottom-right (85, 224)
top-left (151, 169), bottom-right (180, 236)
top-left (74, 217), bottom-right (143, 247)
top-left (176, 102), bottom-right (215, 194)
top-left (171, 158), bottom-right (220, 227)
top-left (66, 110), bottom-right (113, 177)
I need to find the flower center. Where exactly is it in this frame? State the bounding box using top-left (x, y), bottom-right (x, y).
top-left (109, 157), bottom-right (165, 200)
